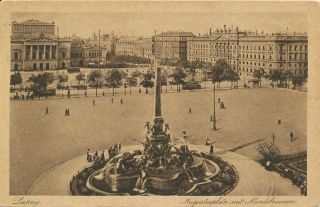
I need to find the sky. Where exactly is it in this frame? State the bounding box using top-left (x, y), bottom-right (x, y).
top-left (12, 11), bottom-right (308, 38)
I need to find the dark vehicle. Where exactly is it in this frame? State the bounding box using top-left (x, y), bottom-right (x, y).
top-left (33, 88), bottom-right (56, 97)
top-left (182, 82), bottom-right (201, 90)
top-left (67, 67), bottom-right (80, 73)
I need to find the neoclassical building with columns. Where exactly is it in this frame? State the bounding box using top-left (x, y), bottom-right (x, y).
top-left (11, 19), bottom-right (71, 71)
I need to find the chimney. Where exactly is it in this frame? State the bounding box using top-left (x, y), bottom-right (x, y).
top-left (210, 28), bottom-right (212, 36)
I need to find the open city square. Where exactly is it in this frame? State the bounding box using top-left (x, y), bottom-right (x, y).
top-left (9, 11), bottom-right (308, 197)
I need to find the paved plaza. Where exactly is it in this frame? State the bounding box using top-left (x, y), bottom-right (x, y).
top-left (10, 88), bottom-right (306, 195)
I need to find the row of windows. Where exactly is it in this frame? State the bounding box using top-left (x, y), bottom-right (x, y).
top-left (155, 37), bottom-right (188, 41)
top-left (12, 25), bottom-right (55, 34)
top-left (88, 51), bottom-right (102, 58)
top-left (71, 53), bottom-right (83, 58)
top-left (281, 45), bottom-right (308, 51)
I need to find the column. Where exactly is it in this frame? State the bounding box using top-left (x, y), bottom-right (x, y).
top-left (30, 45), bottom-right (33, 60)
top-left (43, 45), bottom-right (46, 60)
top-left (49, 45), bottom-right (52, 59)
top-left (36, 45), bottom-right (39, 60)
top-left (24, 45), bottom-right (27, 60)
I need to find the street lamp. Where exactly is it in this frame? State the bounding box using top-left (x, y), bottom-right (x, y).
top-left (95, 77), bottom-right (98, 97)
top-left (213, 81), bottom-right (217, 131)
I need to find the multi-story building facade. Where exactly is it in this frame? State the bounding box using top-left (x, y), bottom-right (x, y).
top-left (11, 19), bottom-right (71, 71)
top-left (154, 31), bottom-right (194, 61)
top-left (70, 35), bottom-right (85, 67)
top-left (71, 33), bottom-right (115, 67)
top-left (187, 26), bottom-right (308, 75)
top-left (115, 36), bottom-right (139, 56)
top-left (102, 32), bottom-right (116, 57)
top-left (133, 37), bottom-right (154, 60)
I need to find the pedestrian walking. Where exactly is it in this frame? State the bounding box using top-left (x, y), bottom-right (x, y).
top-left (45, 107), bottom-right (49, 115)
top-left (272, 134), bottom-right (276, 144)
top-left (120, 98), bottom-right (123, 104)
top-left (289, 130), bottom-right (294, 142)
top-left (278, 119), bottom-right (281, 125)
top-left (189, 108), bottom-right (192, 114)
top-left (62, 93), bottom-right (64, 98)
top-left (65, 108), bottom-right (68, 116)
top-left (102, 91), bottom-right (105, 96)
top-left (111, 98), bottom-right (113, 103)
top-left (93, 99), bottom-right (95, 105)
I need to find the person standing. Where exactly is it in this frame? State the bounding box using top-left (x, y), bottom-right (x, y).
top-left (45, 107), bottom-right (49, 115)
top-left (289, 130), bottom-right (294, 142)
top-left (205, 138), bottom-right (210, 145)
top-left (272, 134), bottom-right (276, 145)
top-left (218, 98), bottom-right (221, 103)
top-left (93, 99), bottom-right (95, 105)
top-left (65, 108), bottom-right (68, 116)
top-left (111, 98), bottom-right (114, 103)
top-left (87, 149), bottom-right (91, 162)
top-left (120, 98), bottom-right (123, 104)
top-left (189, 108), bottom-right (192, 114)
top-left (210, 144), bottom-right (214, 157)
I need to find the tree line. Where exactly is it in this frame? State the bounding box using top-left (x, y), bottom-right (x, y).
top-left (10, 58), bottom-right (308, 95)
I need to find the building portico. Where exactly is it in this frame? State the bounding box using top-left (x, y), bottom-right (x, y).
top-left (11, 19), bottom-right (71, 71)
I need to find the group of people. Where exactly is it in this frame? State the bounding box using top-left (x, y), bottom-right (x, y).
top-left (64, 108), bottom-right (71, 116)
top-left (13, 93), bottom-right (35, 100)
top-left (86, 149), bottom-right (105, 162)
top-left (108, 144), bottom-right (121, 159)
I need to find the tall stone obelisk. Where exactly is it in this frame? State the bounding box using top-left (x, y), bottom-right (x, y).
top-left (153, 59), bottom-right (164, 136)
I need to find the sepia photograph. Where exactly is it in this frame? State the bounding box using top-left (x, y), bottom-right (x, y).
top-left (1, 1), bottom-right (320, 207)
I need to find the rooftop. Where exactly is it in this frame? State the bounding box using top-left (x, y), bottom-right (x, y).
top-left (156, 31), bottom-right (194, 37)
top-left (12, 19), bottom-right (55, 25)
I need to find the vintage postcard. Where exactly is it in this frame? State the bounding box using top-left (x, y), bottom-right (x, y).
top-left (0, 1), bottom-right (320, 207)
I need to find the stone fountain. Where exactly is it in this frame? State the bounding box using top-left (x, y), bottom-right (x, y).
top-left (75, 61), bottom-right (237, 196)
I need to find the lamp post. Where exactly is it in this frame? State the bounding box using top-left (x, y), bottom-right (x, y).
top-left (213, 81), bottom-right (217, 130)
top-left (95, 77), bottom-right (98, 97)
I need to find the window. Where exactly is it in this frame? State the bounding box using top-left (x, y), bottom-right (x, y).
top-left (14, 52), bottom-right (19, 60)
